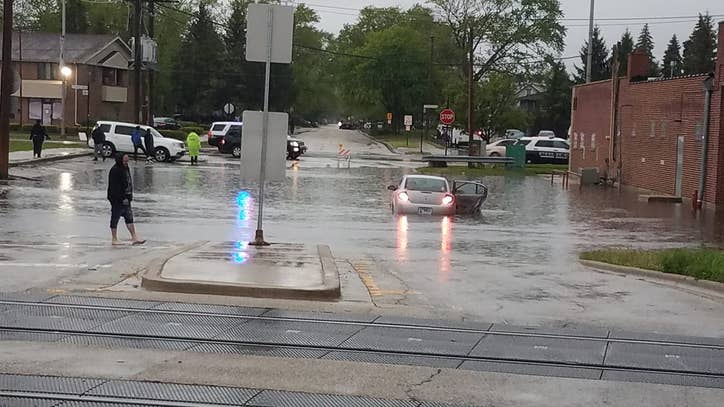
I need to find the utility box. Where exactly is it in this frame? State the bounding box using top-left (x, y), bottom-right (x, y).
top-left (506, 145), bottom-right (526, 169)
top-left (580, 168), bottom-right (599, 185)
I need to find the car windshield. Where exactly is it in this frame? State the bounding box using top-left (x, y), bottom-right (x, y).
top-left (405, 177), bottom-right (448, 192)
top-left (150, 128), bottom-right (163, 138)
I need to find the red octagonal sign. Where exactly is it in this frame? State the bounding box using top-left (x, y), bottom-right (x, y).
top-left (439, 108), bottom-right (455, 125)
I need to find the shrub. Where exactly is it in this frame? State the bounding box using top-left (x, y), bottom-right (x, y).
top-left (158, 129), bottom-right (186, 141)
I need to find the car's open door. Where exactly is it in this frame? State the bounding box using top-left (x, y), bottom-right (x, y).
top-left (453, 181), bottom-right (488, 214)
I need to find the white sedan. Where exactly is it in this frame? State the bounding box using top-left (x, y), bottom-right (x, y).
top-left (388, 175), bottom-right (488, 216)
top-left (485, 139), bottom-right (519, 157)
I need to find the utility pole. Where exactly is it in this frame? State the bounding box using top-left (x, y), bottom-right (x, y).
top-left (422, 35), bottom-right (434, 154)
top-left (133, 0), bottom-right (143, 124)
top-left (148, 0), bottom-right (155, 126)
top-left (0, 0), bottom-right (13, 179)
top-left (60, 0), bottom-right (66, 136)
top-left (586, 0), bottom-right (595, 83)
top-left (467, 40), bottom-right (474, 150)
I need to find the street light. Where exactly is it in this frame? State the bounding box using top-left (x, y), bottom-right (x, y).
top-left (60, 65), bottom-right (71, 136)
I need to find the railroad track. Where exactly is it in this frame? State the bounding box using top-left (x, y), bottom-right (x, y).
top-left (0, 295), bottom-right (723, 389)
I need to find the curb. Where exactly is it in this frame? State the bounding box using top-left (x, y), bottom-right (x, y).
top-left (580, 259), bottom-right (724, 298)
top-left (141, 243), bottom-right (341, 301)
top-left (357, 130), bottom-right (400, 155)
top-left (10, 151), bottom-right (92, 167)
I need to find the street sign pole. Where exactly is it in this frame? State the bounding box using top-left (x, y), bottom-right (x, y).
top-left (250, 6), bottom-right (274, 247)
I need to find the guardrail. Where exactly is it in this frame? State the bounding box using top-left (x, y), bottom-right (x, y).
top-left (422, 155), bottom-right (515, 167)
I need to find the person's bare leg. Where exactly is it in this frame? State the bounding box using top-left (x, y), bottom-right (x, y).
top-left (111, 228), bottom-right (122, 245)
top-left (126, 223), bottom-right (145, 245)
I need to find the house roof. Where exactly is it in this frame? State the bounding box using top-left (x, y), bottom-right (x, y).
top-left (2, 32), bottom-right (131, 64)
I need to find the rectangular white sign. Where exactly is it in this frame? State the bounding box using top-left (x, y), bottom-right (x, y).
top-left (240, 111), bottom-right (288, 183)
top-left (404, 115), bottom-right (413, 126)
top-left (246, 4), bottom-right (294, 64)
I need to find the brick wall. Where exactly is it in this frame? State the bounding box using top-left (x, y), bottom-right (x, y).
top-left (570, 80), bottom-right (613, 173)
top-left (571, 21), bottom-right (724, 206)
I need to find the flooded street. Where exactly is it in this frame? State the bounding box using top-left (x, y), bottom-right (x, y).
top-left (1, 127), bottom-right (723, 336)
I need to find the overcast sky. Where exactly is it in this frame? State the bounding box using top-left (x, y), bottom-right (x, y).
top-left (299, 0), bottom-right (723, 69)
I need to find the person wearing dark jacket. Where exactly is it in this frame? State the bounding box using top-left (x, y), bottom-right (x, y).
top-left (29, 120), bottom-right (49, 158)
top-left (131, 126), bottom-right (146, 161)
top-left (91, 126), bottom-right (106, 161)
top-left (107, 154), bottom-right (145, 245)
top-left (143, 128), bottom-right (155, 162)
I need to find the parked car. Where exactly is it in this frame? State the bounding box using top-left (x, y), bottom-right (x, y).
top-left (153, 117), bottom-right (181, 130)
top-left (338, 121), bottom-right (356, 130)
top-left (538, 130), bottom-right (556, 137)
top-left (94, 121), bottom-right (187, 162)
top-left (388, 175), bottom-right (488, 216)
top-left (287, 135), bottom-right (306, 160)
top-left (486, 139), bottom-right (519, 157)
top-left (207, 122), bottom-right (242, 148)
top-left (505, 129), bottom-right (525, 139)
top-left (515, 136), bottom-right (570, 164)
top-left (219, 126), bottom-right (242, 158)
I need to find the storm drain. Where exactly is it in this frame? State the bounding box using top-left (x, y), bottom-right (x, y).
top-left (246, 390), bottom-right (418, 407)
top-left (87, 380), bottom-right (258, 405)
top-left (44, 296), bottom-right (161, 310)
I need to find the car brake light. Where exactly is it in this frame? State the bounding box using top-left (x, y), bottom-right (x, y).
top-left (398, 192), bottom-right (409, 202)
top-left (221, 139), bottom-right (225, 145)
top-left (207, 131), bottom-right (212, 140)
top-left (442, 195), bottom-right (454, 205)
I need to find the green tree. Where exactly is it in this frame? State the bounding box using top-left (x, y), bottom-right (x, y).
top-left (537, 60), bottom-right (572, 138)
top-left (429, 0), bottom-right (565, 138)
top-left (682, 13), bottom-right (717, 75)
top-left (662, 34), bottom-right (683, 77)
top-left (475, 73), bottom-right (530, 142)
top-left (636, 24), bottom-right (660, 76)
top-left (574, 26), bottom-right (610, 83)
top-left (172, 2), bottom-right (225, 119)
top-left (345, 26), bottom-right (428, 132)
top-left (614, 29), bottom-right (634, 76)
top-left (153, 3), bottom-right (193, 114)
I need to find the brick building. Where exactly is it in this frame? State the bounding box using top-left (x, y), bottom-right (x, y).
top-left (1, 32), bottom-right (136, 127)
top-left (570, 22), bottom-right (724, 208)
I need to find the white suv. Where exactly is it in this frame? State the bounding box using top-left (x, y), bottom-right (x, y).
top-left (515, 136), bottom-right (570, 164)
top-left (94, 121), bottom-right (187, 162)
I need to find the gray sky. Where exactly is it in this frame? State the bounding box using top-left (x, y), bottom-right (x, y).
top-left (300, 0), bottom-right (723, 69)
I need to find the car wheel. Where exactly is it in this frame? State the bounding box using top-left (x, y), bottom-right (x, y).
top-left (489, 152), bottom-right (500, 157)
top-left (101, 142), bottom-right (115, 158)
top-left (232, 145), bottom-right (241, 158)
top-left (154, 147), bottom-right (170, 162)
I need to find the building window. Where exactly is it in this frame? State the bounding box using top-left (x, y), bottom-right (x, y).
top-left (650, 121), bottom-right (656, 137)
top-left (37, 63), bottom-right (58, 80)
top-left (591, 134), bottom-right (596, 151)
top-left (102, 68), bottom-right (118, 86)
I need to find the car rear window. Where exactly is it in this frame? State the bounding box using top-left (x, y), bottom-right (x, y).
top-left (115, 125), bottom-right (135, 135)
top-left (515, 139), bottom-right (532, 146)
top-left (212, 124), bottom-right (226, 131)
top-left (554, 141), bottom-right (570, 149)
top-left (229, 125), bottom-right (242, 134)
top-left (98, 124), bottom-right (111, 133)
top-left (405, 178), bottom-right (448, 193)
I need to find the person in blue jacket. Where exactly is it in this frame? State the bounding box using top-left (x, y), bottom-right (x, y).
top-left (131, 126), bottom-right (146, 161)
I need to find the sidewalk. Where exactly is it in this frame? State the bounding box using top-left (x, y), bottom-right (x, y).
top-left (141, 241), bottom-right (341, 300)
top-left (9, 147), bottom-right (91, 166)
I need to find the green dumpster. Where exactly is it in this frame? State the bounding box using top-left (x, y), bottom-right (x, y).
top-left (506, 145), bottom-right (526, 169)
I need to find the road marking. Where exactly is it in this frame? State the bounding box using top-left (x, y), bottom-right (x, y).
top-left (285, 329), bottom-right (302, 334)
top-left (408, 337), bottom-right (423, 342)
top-left (534, 345), bottom-right (549, 350)
top-left (665, 354), bottom-right (681, 359)
top-left (0, 263), bottom-right (112, 268)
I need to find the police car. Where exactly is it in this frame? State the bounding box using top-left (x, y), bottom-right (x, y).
top-left (515, 136), bottom-right (569, 164)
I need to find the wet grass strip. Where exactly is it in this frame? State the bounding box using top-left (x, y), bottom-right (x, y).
top-left (581, 248), bottom-right (724, 283)
top-left (417, 164), bottom-right (568, 177)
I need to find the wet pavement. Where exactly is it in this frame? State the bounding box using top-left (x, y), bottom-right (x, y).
top-left (1, 127), bottom-right (723, 336)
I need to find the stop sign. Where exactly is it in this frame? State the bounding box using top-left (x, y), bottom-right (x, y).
top-left (439, 108), bottom-right (455, 125)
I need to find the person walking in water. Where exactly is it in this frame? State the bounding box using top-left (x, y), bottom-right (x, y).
top-left (131, 126), bottom-right (146, 161)
top-left (29, 120), bottom-right (49, 158)
top-left (143, 128), bottom-right (155, 162)
top-left (107, 153), bottom-right (145, 246)
top-left (91, 125), bottom-right (106, 161)
top-left (186, 131), bottom-right (201, 165)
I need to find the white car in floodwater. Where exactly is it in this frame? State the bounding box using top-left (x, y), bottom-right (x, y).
top-left (388, 175), bottom-right (488, 216)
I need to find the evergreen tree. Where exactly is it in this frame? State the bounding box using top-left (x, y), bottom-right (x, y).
top-left (538, 60), bottom-right (573, 138)
top-left (172, 3), bottom-right (225, 120)
top-left (682, 13), bottom-right (717, 75)
top-left (662, 34), bottom-right (683, 77)
top-left (614, 29), bottom-right (634, 76)
top-left (574, 26), bottom-right (610, 83)
top-left (636, 24), bottom-right (660, 76)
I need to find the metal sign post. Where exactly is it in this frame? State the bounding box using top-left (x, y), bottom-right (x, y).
top-left (245, 4), bottom-right (293, 246)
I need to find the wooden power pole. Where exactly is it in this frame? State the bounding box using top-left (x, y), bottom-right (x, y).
top-left (0, 0), bottom-right (14, 179)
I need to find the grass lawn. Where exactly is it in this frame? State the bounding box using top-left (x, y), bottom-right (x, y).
top-left (10, 139), bottom-right (85, 152)
top-left (372, 132), bottom-right (421, 148)
top-left (417, 164), bottom-right (569, 177)
top-left (581, 248), bottom-right (724, 283)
